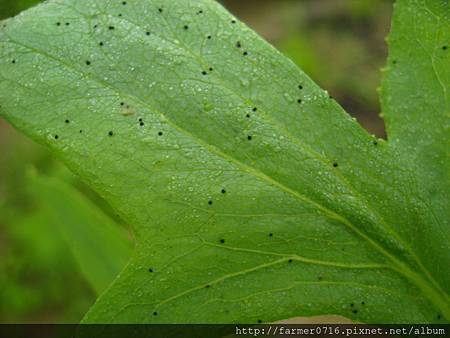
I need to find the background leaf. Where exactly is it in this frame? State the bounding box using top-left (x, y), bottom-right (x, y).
top-left (0, 0), bottom-right (448, 323)
top-left (381, 0), bottom-right (450, 292)
top-left (28, 170), bottom-right (133, 295)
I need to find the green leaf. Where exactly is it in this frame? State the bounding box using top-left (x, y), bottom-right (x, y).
top-left (381, 0), bottom-right (450, 297)
top-left (0, 0), bottom-right (448, 324)
top-left (28, 170), bottom-right (133, 295)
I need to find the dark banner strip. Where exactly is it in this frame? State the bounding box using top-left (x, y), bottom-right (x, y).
top-left (0, 324), bottom-right (448, 338)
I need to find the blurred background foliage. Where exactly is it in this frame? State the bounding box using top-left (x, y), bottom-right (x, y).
top-left (0, 0), bottom-right (391, 323)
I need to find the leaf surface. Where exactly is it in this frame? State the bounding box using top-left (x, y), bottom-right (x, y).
top-left (0, 0), bottom-right (448, 323)
top-left (381, 0), bottom-right (450, 293)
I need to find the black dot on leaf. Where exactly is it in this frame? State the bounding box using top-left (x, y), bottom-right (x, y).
top-left (183, 25), bottom-right (189, 30)
top-left (236, 41), bottom-right (241, 48)
top-left (65, 119), bottom-right (70, 123)
top-left (297, 99), bottom-right (302, 104)
top-left (109, 26), bottom-right (115, 30)
top-left (246, 114), bottom-right (251, 118)
top-left (122, 1), bottom-right (127, 5)
top-left (54, 135), bottom-right (59, 140)
top-left (373, 140), bottom-right (378, 146)
top-left (269, 233), bottom-right (273, 237)
top-left (86, 60), bottom-right (91, 66)
top-left (99, 41), bottom-right (104, 46)
top-left (11, 59), bottom-right (16, 64)
top-left (118, 13), bottom-right (122, 17)
top-left (158, 8), bottom-right (163, 13)
top-left (220, 239), bottom-right (225, 244)
top-left (148, 268), bottom-right (153, 272)
top-left (442, 46), bottom-right (447, 50)
top-left (299, 85), bottom-right (303, 90)
top-left (202, 71), bottom-right (207, 75)
top-left (252, 107), bottom-right (257, 112)
top-left (247, 135), bottom-right (252, 141)
top-left (221, 189), bottom-right (226, 194)
top-left (333, 162), bottom-right (339, 168)
top-left (140, 122), bottom-right (145, 126)
top-left (209, 67), bottom-right (213, 72)
top-left (56, 22), bottom-right (61, 26)
top-left (153, 311), bottom-right (158, 316)
top-left (288, 259), bottom-right (293, 263)
top-left (205, 284), bottom-right (210, 288)
top-left (197, 10), bottom-right (203, 14)
top-left (361, 301), bottom-right (365, 305)
top-left (79, 130), bottom-right (83, 133)
top-left (108, 131), bottom-right (114, 136)
top-left (65, 22), bottom-right (70, 26)
top-left (231, 19), bottom-right (236, 24)
top-left (146, 31), bottom-right (150, 36)
top-left (243, 51), bottom-right (248, 56)
top-left (352, 310), bottom-right (358, 314)
top-left (207, 35), bottom-right (212, 39)
top-left (208, 200), bottom-right (213, 205)
top-left (158, 131), bottom-right (163, 136)
top-left (350, 303), bottom-right (354, 307)
top-left (120, 102), bottom-right (125, 106)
